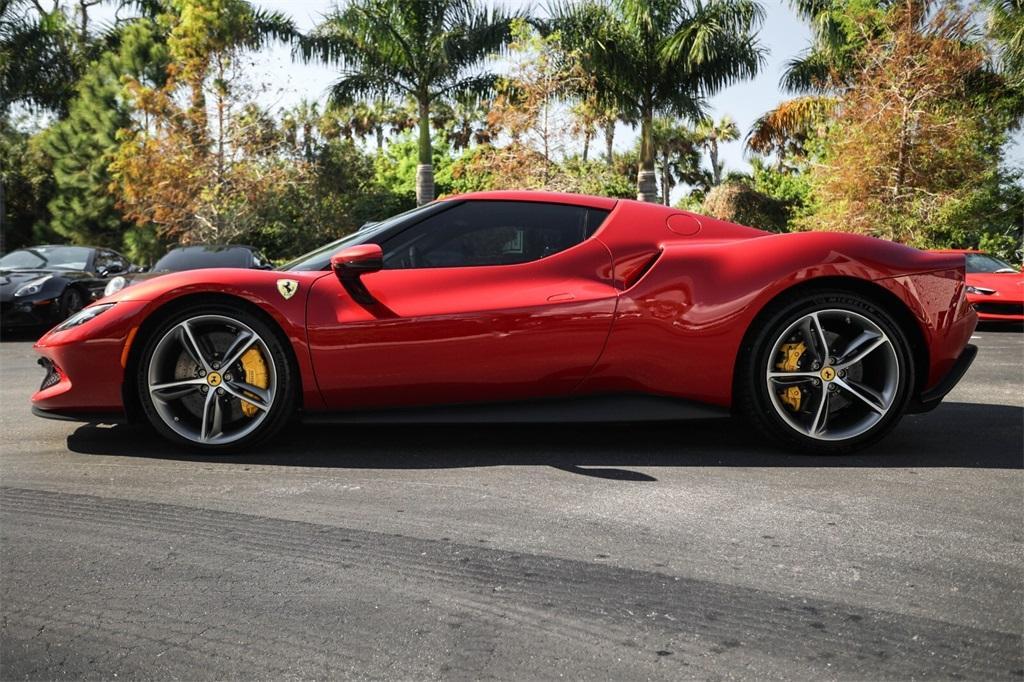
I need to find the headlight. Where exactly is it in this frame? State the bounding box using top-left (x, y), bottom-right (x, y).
top-left (53, 303), bottom-right (115, 332)
top-left (14, 275), bottom-right (53, 297)
top-left (104, 276), bottom-right (127, 297)
top-left (966, 285), bottom-right (996, 295)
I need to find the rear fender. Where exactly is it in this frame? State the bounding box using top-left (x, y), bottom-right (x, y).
top-left (580, 232), bottom-right (973, 406)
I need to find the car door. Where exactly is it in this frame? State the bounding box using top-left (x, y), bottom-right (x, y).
top-left (306, 200), bottom-right (619, 411)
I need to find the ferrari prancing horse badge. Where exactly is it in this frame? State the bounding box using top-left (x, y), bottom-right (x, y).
top-left (277, 279), bottom-right (299, 300)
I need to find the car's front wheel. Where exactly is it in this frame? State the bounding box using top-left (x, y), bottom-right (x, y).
top-left (737, 290), bottom-right (914, 454)
top-left (136, 305), bottom-right (295, 451)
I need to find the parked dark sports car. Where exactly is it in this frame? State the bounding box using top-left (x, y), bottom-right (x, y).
top-left (103, 245), bottom-right (272, 297)
top-left (1, 245), bottom-right (133, 329)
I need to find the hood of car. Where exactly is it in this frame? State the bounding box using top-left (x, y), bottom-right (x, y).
top-left (117, 271), bottom-right (167, 288)
top-left (0, 268), bottom-right (88, 302)
top-left (967, 271), bottom-right (1024, 294)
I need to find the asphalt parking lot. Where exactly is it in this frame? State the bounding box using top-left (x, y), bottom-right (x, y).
top-left (1, 326), bottom-right (1021, 680)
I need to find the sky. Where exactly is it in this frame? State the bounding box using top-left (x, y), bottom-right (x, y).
top-left (242, 0), bottom-right (815, 178)
top-left (93, 0), bottom-right (1021, 184)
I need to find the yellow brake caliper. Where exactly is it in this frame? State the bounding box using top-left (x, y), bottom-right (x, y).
top-left (239, 348), bottom-right (269, 417)
top-left (775, 342), bottom-right (806, 412)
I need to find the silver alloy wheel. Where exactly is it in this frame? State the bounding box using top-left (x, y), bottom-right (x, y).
top-left (765, 309), bottom-right (900, 442)
top-left (146, 314), bottom-right (277, 445)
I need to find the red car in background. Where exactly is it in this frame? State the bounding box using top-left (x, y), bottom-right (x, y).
top-left (931, 250), bottom-right (1023, 322)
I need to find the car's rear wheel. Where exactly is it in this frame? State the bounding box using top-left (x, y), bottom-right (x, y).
top-left (737, 290), bottom-right (914, 453)
top-left (136, 306), bottom-right (294, 451)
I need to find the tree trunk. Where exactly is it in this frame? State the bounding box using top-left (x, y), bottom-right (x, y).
top-left (660, 155), bottom-right (671, 206)
top-left (636, 108), bottom-right (658, 202)
top-left (604, 121), bottom-right (615, 163)
top-left (582, 130), bottom-right (591, 163)
top-left (0, 173), bottom-right (6, 255)
top-left (416, 97), bottom-right (434, 206)
top-left (709, 138), bottom-right (721, 186)
top-left (893, 103), bottom-right (911, 203)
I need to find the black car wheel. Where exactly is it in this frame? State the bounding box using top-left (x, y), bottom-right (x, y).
top-left (736, 289), bottom-right (914, 454)
top-left (58, 287), bottom-right (84, 319)
top-left (136, 304), bottom-right (296, 451)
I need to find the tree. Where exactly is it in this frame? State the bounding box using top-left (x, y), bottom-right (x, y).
top-left (986, 0), bottom-right (1023, 91)
top-left (111, 0), bottom-right (297, 248)
top-left (802, 2), bottom-right (997, 245)
top-left (556, 0), bottom-right (764, 202)
top-left (487, 20), bottom-right (588, 166)
top-left (745, 0), bottom-right (889, 160)
top-left (38, 19), bottom-right (168, 250)
top-left (302, 0), bottom-right (519, 205)
top-left (696, 114), bottom-right (739, 185)
top-left (650, 118), bottom-right (704, 206)
top-left (0, 117), bottom-right (56, 253)
top-left (434, 93), bottom-right (496, 151)
top-left (702, 179), bottom-right (789, 231)
top-left (745, 95), bottom-right (837, 161)
top-left (1, 0), bottom-right (106, 116)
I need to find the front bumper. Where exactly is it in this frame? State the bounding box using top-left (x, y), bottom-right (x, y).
top-left (971, 300), bottom-right (1024, 322)
top-left (31, 301), bottom-right (148, 416)
top-left (0, 298), bottom-right (63, 328)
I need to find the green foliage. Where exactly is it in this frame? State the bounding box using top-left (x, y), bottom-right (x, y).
top-left (38, 21), bottom-right (168, 250)
top-left (701, 180), bottom-right (790, 232)
top-left (0, 118), bottom-right (55, 252)
top-left (927, 166), bottom-right (1024, 262)
top-left (247, 139), bottom-right (412, 259)
top-left (749, 157), bottom-right (813, 225)
top-left (1, 1), bottom-right (97, 116)
top-left (556, 0), bottom-right (765, 195)
top-left (3, 0), bottom-right (1021, 269)
top-left (303, 0), bottom-right (519, 202)
top-left (375, 132), bottom-right (455, 199)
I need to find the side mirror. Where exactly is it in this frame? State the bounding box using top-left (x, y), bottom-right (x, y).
top-left (331, 244), bottom-right (383, 305)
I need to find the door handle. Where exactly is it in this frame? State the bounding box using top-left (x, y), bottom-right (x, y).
top-left (547, 292), bottom-right (575, 302)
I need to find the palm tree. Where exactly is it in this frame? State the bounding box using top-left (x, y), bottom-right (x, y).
top-left (651, 118), bottom-right (704, 205)
top-left (435, 93), bottom-right (496, 151)
top-left (746, 95), bottom-right (838, 161)
top-left (301, 0), bottom-right (519, 205)
top-left (696, 115), bottom-right (740, 185)
top-left (556, 0), bottom-right (764, 202)
top-left (746, 0), bottom-right (887, 158)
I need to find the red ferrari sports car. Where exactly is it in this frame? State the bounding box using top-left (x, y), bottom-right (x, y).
top-left (930, 249), bottom-right (1022, 323)
top-left (31, 191), bottom-right (977, 453)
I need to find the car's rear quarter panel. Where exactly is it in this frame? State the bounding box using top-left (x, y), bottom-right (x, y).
top-left (585, 216), bottom-right (976, 406)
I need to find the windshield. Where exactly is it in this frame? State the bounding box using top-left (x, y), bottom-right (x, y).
top-left (0, 246), bottom-right (91, 271)
top-left (281, 203), bottom-right (443, 271)
top-left (965, 253), bottom-right (1019, 274)
top-left (154, 246), bottom-right (254, 271)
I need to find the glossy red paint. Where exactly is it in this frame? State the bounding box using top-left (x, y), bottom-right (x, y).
top-left (331, 244), bottom-right (384, 268)
top-left (32, 191), bottom-right (976, 422)
top-left (929, 249), bottom-right (1023, 322)
top-left (33, 268), bottom-right (332, 414)
top-left (307, 237), bottom-right (617, 409)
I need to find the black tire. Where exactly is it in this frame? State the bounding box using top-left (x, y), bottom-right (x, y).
top-left (135, 303), bottom-right (296, 452)
top-left (58, 287), bottom-right (84, 319)
top-left (735, 289), bottom-right (914, 454)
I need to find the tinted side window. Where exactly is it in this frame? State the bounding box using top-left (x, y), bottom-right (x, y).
top-left (382, 201), bottom-right (603, 269)
top-left (95, 250), bottom-right (126, 274)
